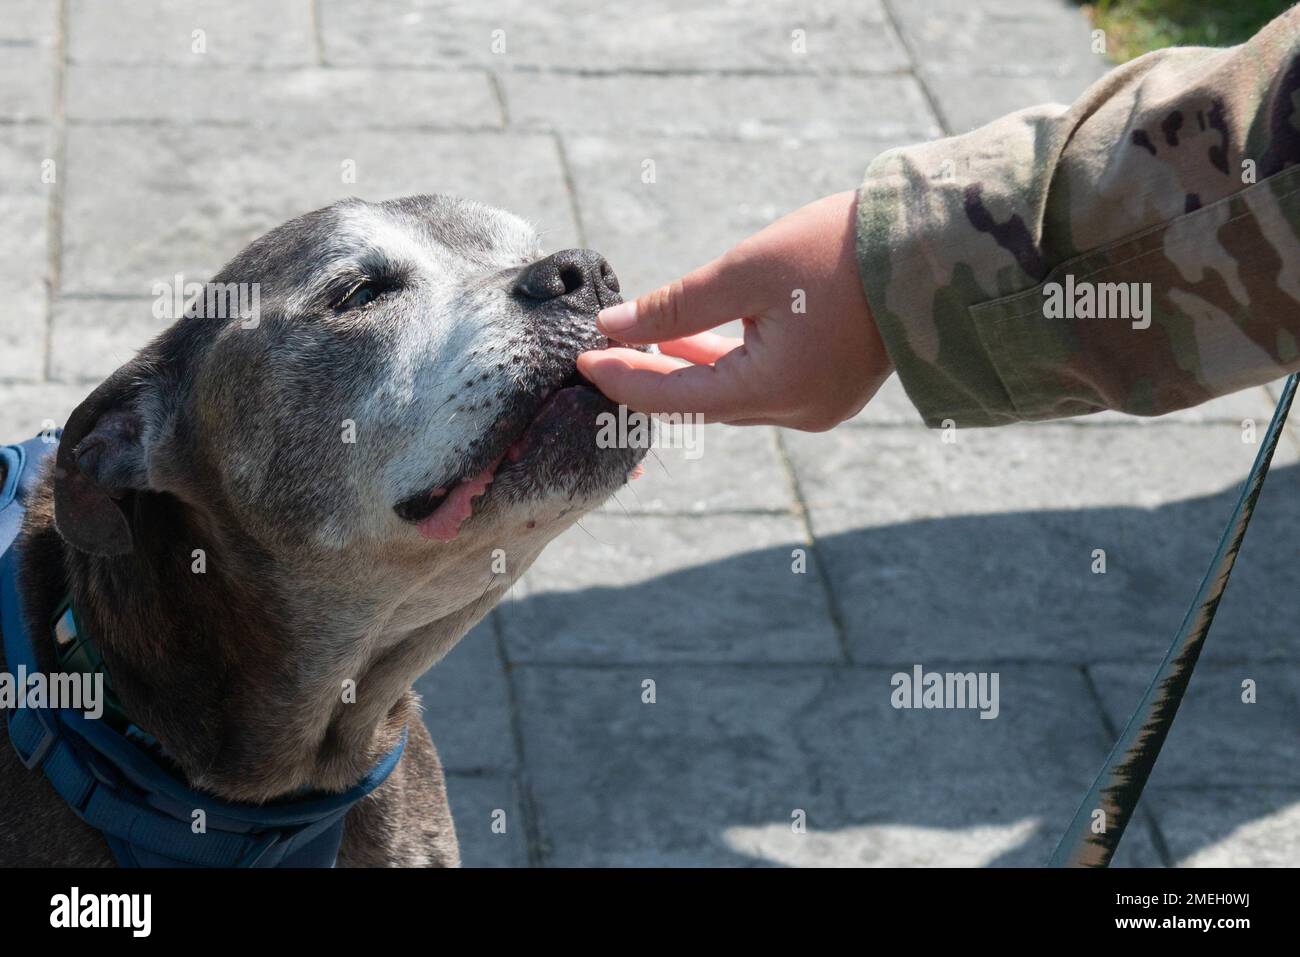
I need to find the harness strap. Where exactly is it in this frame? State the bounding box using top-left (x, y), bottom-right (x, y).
top-left (0, 440), bottom-right (32, 554)
top-left (0, 434), bottom-right (408, 867)
top-left (1051, 372), bottom-right (1299, 866)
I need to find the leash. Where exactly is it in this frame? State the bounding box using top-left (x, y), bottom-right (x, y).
top-left (1050, 372), bottom-right (1298, 867)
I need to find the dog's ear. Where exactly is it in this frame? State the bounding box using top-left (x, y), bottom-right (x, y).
top-left (54, 362), bottom-right (159, 556)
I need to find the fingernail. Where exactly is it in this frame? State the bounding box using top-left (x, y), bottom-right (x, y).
top-left (597, 301), bottom-right (637, 333)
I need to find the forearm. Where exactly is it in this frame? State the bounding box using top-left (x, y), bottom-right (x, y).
top-left (857, 9), bottom-right (1300, 427)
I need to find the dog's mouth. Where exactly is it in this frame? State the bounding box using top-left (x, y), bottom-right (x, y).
top-left (393, 364), bottom-right (617, 541)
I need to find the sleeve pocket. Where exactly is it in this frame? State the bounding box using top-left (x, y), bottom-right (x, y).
top-left (965, 165), bottom-right (1300, 419)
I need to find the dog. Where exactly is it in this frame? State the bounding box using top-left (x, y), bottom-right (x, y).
top-left (0, 195), bottom-right (646, 866)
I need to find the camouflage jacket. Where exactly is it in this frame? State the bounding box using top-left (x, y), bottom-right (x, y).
top-left (856, 9), bottom-right (1300, 427)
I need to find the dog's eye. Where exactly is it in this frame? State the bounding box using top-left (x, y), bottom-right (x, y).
top-left (336, 281), bottom-right (382, 312)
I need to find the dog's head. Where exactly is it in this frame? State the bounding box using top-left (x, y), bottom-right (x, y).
top-left (54, 195), bottom-right (646, 592)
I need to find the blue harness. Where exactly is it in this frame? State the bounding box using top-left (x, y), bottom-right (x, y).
top-left (0, 434), bottom-right (406, 867)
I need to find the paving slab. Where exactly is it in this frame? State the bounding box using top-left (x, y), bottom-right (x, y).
top-left (444, 773), bottom-right (531, 867)
top-left (598, 424), bottom-right (795, 516)
top-left (885, 0), bottom-right (1109, 133)
top-left (1148, 788), bottom-right (1300, 866)
top-left (0, 41), bottom-right (56, 120)
top-left (66, 64), bottom-right (501, 129)
top-left (320, 0), bottom-right (908, 73)
top-left (514, 663), bottom-right (1160, 866)
top-left (0, 123), bottom-right (52, 381)
top-left (0, 1), bottom-right (59, 43)
top-left (920, 65), bottom-right (1110, 133)
top-left (506, 74), bottom-right (938, 142)
top-left (414, 617), bottom-right (516, 774)
top-left (886, 0), bottom-right (1107, 76)
top-left (59, 126), bottom-right (578, 296)
top-left (780, 424), bottom-right (1300, 664)
top-left (565, 135), bottom-right (904, 296)
top-left (0, 383), bottom-right (91, 439)
top-left (498, 513), bottom-right (841, 664)
top-left (67, 0), bottom-right (315, 66)
top-left (48, 297), bottom-right (164, 383)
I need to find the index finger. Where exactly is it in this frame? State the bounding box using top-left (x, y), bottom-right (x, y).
top-left (595, 250), bottom-right (773, 345)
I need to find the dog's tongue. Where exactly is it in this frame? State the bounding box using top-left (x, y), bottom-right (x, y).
top-left (416, 460), bottom-right (500, 542)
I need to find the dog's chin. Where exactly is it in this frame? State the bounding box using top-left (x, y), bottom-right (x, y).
top-left (493, 382), bottom-right (647, 502)
top-left (394, 355), bottom-right (646, 543)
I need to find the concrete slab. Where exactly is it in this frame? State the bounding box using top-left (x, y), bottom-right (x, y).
top-left (320, 0), bottom-right (908, 73)
top-left (444, 773), bottom-right (531, 867)
top-left (514, 662), bottom-right (1161, 866)
top-left (505, 73), bottom-right (938, 142)
top-left (499, 513), bottom-right (842, 664)
top-left (780, 424), bottom-right (1300, 664)
top-left (597, 424), bottom-right (795, 516)
top-left (59, 126), bottom-right (578, 295)
top-left (0, 124), bottom-right (51, 381)
top-left (66, 65), bottom-right (501, 129)
top-left (415, 617), bottom-right (517, 774)
top-left (564, 135), bottom-right (904, 296)
top-left (67, 0), bottom-right (316, 66)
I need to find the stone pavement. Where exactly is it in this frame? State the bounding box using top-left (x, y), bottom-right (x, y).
top-left (1, 1), bottom-right (1297, 866)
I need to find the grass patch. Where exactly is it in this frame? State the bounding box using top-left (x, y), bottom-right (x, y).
top-left (1083, 0), bottom-right (1294, 62)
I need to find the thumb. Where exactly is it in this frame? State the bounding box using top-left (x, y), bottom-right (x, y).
top-left (577, 345), bottom-right (765, 422)
top-left (596, 250), bottom-right (769, 345)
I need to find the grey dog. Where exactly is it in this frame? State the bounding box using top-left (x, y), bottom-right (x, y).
top-left (0, 195), bottom-right (647, 866)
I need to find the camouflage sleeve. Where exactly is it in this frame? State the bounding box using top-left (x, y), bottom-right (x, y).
top-left (855, 9), bottom-right (1300, 427)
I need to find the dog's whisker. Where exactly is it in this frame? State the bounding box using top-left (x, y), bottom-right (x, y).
top-left (649, 449), bottom-right (669, 478)
top-left (573, 518), bottom-right (615, 547)
top-left (475, 566), bottom-right (500, 608)
top-left (425, 392), bottom-right (457, 421)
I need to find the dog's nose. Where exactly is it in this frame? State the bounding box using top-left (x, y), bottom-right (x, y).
top-left (513, 249), bottom-right (620, 306)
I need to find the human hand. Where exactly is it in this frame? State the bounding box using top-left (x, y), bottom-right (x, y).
top-left (576, 190), bottom-right (893, 431)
